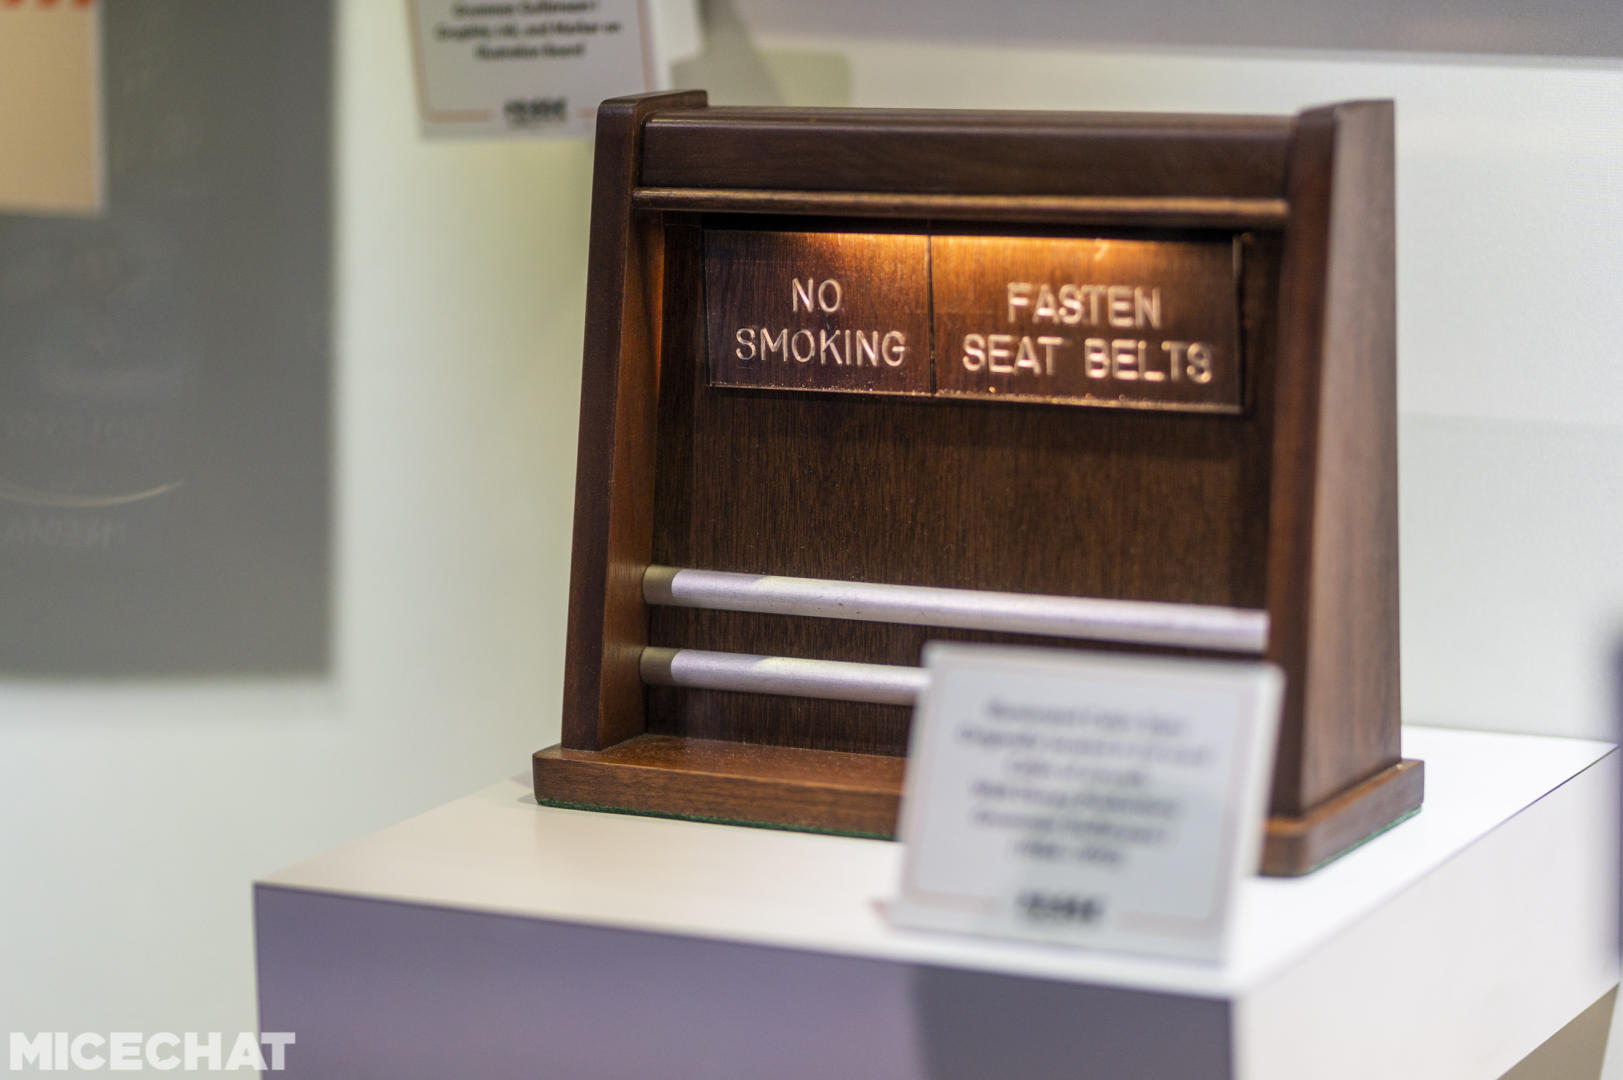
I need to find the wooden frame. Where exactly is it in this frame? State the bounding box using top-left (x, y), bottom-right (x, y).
top-left (535, 91), bottom-right (1423, 875)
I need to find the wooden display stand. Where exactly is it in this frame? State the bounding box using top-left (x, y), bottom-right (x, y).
top-left (534, 91), bottom-right (1423, 875)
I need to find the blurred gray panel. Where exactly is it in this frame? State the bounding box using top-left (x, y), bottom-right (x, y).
top-left (729, 0), bottom-right (1623, 60)
top-left (0, 1), bottom-right (332, 675)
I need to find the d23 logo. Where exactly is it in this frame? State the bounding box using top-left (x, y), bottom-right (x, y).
top-left (503, 96), bottom-right (567, 128)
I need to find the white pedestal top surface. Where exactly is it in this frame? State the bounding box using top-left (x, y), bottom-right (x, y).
top-left (262, 725), bottom-right (1616, 1001)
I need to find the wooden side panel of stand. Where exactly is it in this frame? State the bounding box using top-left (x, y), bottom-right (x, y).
top-left (559, 90), bottom-right (705, 751)
top-left (1266, 101), bottom-right (1413, 834)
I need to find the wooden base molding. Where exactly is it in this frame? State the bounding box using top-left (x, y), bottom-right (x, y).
top-left (536, 739), bottom-right (1425, 875)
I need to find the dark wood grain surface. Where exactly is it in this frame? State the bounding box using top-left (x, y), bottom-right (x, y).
top-left (642, 108), bottom-right (1293, 198)
top-left (535, 734), bottom-right (904, 835)
top-left (647, 222), bottom-right (1275, 756)
top-left (633, 189), bottom-right (1290, 230)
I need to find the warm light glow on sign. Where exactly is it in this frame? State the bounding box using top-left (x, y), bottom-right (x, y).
top-left (933, 234), bottom-right (1241, 412)
top-left (705, 229), bottom-right (1242, 413)
top-left (706, 229), bottom-right (932, 396)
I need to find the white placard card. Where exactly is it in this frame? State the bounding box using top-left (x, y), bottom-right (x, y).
top-left (893, 644), bottom-right (1282, 962)
top-left (408, 0), bottom-right (653, 139)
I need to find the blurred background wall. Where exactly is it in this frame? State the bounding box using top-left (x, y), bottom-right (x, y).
top-left (1, 0), bottom-right (1619, 1071)
top-left (1, 0), bottom-right (590, 1048)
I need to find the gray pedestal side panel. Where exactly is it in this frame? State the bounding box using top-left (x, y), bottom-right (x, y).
top-left (255, 884), bottom-right (1230, 1080)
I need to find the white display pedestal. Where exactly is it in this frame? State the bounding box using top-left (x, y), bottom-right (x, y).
top-left (255, 727), bottom-right (1618, 1079)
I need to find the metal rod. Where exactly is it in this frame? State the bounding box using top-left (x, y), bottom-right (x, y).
top-left (640, 647), bottom-right (928, 706)
top-left (644, 566), bottom-right (1268, 654)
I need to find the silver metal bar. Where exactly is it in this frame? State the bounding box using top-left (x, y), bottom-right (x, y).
top-left (640, 647), bottom-right (928, 706)
top-left (644, 565), bottom-right (1268, 654)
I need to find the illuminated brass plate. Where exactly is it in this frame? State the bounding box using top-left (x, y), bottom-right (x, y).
top-left (705, 229), bottom-right (932, 397)
top-left (705, 229), bottom-right (1242, 414)
top-left (932, 234), bottom-right (1242, 413)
